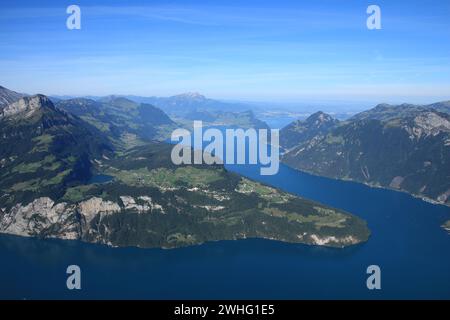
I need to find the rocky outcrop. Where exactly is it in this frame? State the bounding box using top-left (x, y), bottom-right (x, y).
top-left (78, 197), bottom-right (121, 224)
top-left (309, 234), bottom-right (358, 247)
top-left (0, 95), bottom-right (54, 119)
top-left (442, 220), bottom-right (450, 234)
top-left (0, 197), bottom-right (79, 240)
top-left (120, 196), bottom-right (150, 213)
top-left (0, 85), bottom-right (25, 108)
top-left (407, 112), bottom-right (450, 139)
top-left (0, 195), bottom-right (161, 241)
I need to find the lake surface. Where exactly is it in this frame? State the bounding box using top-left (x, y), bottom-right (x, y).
top-left (87, 174), bottom-right (114, 184)
top-left (0, 159), bottom-right (449, 299)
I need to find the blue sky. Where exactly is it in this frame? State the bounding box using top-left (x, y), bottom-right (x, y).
top-left (1, 0), bottom-right (450, 106)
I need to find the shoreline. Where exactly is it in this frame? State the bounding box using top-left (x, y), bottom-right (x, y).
top-left (282, 163), bottom-right (450, 209)
top-left (0, 231), bottom-right (367, 251)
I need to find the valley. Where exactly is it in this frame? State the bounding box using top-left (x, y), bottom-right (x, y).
top-left (1, 83), bottom-right (449, 252)
top-left (1, 0), bottom-right (450, 301)
top-left (0, 86), bottom-right (370, 249)
top-left (0, 86), bottom-right (449, 299)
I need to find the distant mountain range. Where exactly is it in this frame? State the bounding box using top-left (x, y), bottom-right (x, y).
top-left (3, 87), bottom-right (271, 142)
top-left (122, 92), bottom-right (270, 129)
top-left (52, 92), bottom-right (270, 130)
top-left (123, 92), bottom-right (248, 115)
top-left (350, 101), bottom-right (450, 121)
top-left (281, 102), bottom-right (450, 206)
top-left (0, 85), bottom-right (369, 248)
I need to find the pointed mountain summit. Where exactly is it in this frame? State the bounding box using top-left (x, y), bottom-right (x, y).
top-left (280, 111), bottom-right (338, 150)
top-left (305, 111), bottom-right (338, 126)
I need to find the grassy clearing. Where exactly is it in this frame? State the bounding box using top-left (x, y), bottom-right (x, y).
top-left (41, 169), bottom-right (71, 186)
top-left (31, 134), bottom-right (54, 152)
top-left (325, 134), bottom-right (345, 145)
top-left (263, 206), bottom-right (347, 229)
top-left (10, 179), bottom-right (41, 192)
top-left (105, 166), bottom-right (223, 189)
top-left (62, 185), bottom-right (95, 202)
top-left (10, 169), bottom-right (72, 192)
top-left (236, 178), bottom-right (292, 203)
top-left (81, 116), bottom-right (110, 132)
top-left (12, 155), bottom-right (60, 174)
top-left (12, 162), bottom-right (42, 174)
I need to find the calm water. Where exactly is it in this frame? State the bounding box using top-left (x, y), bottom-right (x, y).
top-left (87, 174), bottom-right (114, 184)
top-left (0, 161), bottom-right (449, 299)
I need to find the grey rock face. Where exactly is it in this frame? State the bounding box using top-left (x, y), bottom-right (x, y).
top-left (0, 197), bottom-right (80, 240)
top-left (0, 195), bottom-right (165, 242)
top-left (0, 85), bottom-right (25, 109)
top-left (0, 95), bottom-right (53, 119)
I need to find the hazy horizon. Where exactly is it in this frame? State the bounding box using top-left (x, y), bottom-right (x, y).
top-left (3, 83), bottom-right (448, 114)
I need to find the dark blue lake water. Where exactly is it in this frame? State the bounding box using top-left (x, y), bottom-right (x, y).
top-left (1, 129), bottom-right (450, 299)
top-left (87, 174), bottom-right (114, 184)
top-left (0, 161), bottom-right (449, 299)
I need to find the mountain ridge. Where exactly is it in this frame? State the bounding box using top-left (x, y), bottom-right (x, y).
top-left (0, 87), bottom-right (370, 248)
top-left (56, 96), bottom-right (176, 146)
top-left (280, 111), bottom-right (339, 150)
top-left (0, 85), bottom-right (26, 109)
top-left (281, 101), bottom-right (450, 206)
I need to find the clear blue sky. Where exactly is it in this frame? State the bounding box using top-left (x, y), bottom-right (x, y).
top-left (1, 0), bottom-right (449, 105)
